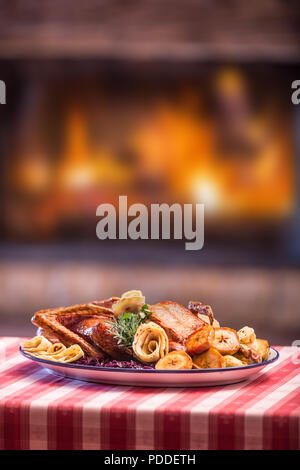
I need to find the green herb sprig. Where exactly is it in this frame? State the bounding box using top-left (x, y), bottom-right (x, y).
top-left (106, 304), bottom-right (152, 348)
top-left (139, 304), bottom-right (152, 322)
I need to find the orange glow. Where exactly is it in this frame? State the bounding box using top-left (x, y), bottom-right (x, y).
top-left (6, 69), bottom-right (296, 239)
top-left (55, 108), bottom-right (132, 192)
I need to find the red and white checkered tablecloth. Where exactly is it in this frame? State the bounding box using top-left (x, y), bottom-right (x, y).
top-left (0, 337), bottom-right (299, 450)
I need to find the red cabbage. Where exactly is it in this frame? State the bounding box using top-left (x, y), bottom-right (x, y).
top-left (75, 357), bottom-right (155, 369)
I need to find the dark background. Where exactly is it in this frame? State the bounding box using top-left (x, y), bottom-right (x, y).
top-left (0, 1), bottom-right (300, 345)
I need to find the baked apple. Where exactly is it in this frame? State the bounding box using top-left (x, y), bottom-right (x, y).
top-left (185, 325), bottom-right (215, 355)
top-left (193, 347), bottom-right (225, 369)
top-left (156, 350), bottom-right (193, 370)
top-left (211, 327), bottom-right (240, 355)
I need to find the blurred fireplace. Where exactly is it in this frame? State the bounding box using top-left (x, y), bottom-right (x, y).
top-left (0, 61), bottom-right (299, 254)
top-left (1, 2), bottom-right (300, 344)
top-left (0, 1), bottom-right (300, 264)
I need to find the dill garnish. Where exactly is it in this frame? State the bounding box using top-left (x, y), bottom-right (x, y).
top-left (105, 304), bottom-right (152, 348)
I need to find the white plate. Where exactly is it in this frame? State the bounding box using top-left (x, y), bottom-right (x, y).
top-left (20, 347), bottom-right (279, 387)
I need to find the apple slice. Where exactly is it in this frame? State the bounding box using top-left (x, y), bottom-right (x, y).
top-left (193, 347), bottom-right (225, 369)
top-left (211, 327), bottom-right (240, 355)
top-left (185, 325), bottom-right (215, 355)
top-left (156, 350), bottom-right (193, 370)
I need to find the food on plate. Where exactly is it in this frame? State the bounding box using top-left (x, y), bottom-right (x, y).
top-left (45, 342), bottom-right (66, 355)
top-left (32, 300), bottom-right (131, 359)
top-left (21, 335), bottom-right (52, 353)
top-left (223, 355), bottom-right (246, 368)
top-left (105, 304), bottom-right (152, 349)
top-left (21, 290), bottom-right (270, 369)
top-left (188, 301), bottom-right (220, 327)
top-left (253, 339), bottom-right (270, 361)
top-left (150, 301), bottom-right (205, 344)
top-left (237, 326), bottom-right (256, 345)
top-left (38, 344), bottom-right (84, 363)
top-left (197, 314), bottom-right (220, 328)
top-left (132, 321), bottom-right (168, 363)
top-left (234, 343), bottom-right (262, 364)
top-left (168, 341), bottom-right (186, 352)
top-left (185, 325), bottom-right (215, 355)
top-left (211, 327), bottom-right (240, 355)
top-left (234, 339), bottom-right (269, 364)
top-left (22, 337), bottom-right (84, 363)
top-left (156, 350), bottom-right (193, 370)
top-left (112, 290), bottom-right (145, 317)
top-left (193, 347), bottom-right (225, 369)
top-left (76, 357), bottom-right (155, 369)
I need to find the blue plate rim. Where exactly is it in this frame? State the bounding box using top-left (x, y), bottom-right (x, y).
top-left (20, 346), bottom-right (279, 374)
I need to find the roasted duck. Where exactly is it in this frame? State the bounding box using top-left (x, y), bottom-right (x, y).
top-left (32, 298), bottom-right (128, 359)
top-left (26, 289), bottom-right (270, 369)
top-left (32, 297), bottom-right (204, 359)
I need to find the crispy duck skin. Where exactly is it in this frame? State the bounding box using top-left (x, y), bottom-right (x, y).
top-left (32, 298), bottom-right (131, 359)
top-left (33, 298), bottom-right (205, 359)
top-left (149, 301), bottom-right (205, 344)
top-left (187, 301), bottom-right (215, 326)
top-left (36, 327), bottom-right (62, 344)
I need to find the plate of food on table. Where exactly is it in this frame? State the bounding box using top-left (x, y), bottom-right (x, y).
top-left (20, 290), bottom-right (278, 387)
